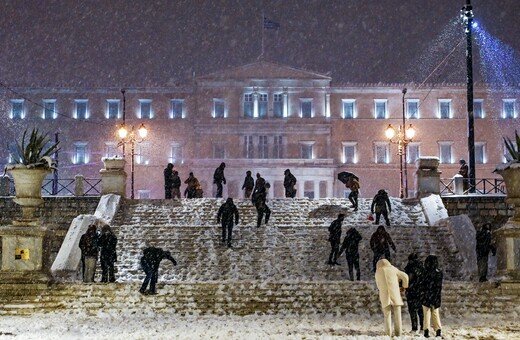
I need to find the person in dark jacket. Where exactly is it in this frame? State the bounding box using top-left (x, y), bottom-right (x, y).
top-left (171, 170), bottom-right (181, 199)
top-left (371, 189), bottom-right (392, 226)
top-left (404, 253), bottom-right (424, 332)
top-left (476, 223), bottom-right (496, 282)
top-left (369, 225), bottom-right (397, 272)
top-left (348, 177), bottom-right (360, 211)
top-left (139, 246), bottom-right (177, 295)
top-left (242, 170), bottom-right (255, 199)
top-left (184, 172), bottom-right (202, 198)
top-left (217, 197), bottom-right (240, 248)
top-left (283, 169), bottom-right (297, 198)
top-left (327, 214), bottom-right (345, 265)
top-left (338, 227), bottom-right (362, 280)
top-left (79, 224), bottom-right (99, 283)
top-left (421, 255), bottom-right (443, 338)
top-left (254, 196), bottom-right (271, 228)
top-left (458, 159), bottom-right (469, 193)
top-left (163, 163), bottom-right (174, 199)
top-left (252, 173), bottom-right (267, 204)
top-left (98, 224), bottom-right (118, 283)
top-left (213, 162), bottom-right (226, 198)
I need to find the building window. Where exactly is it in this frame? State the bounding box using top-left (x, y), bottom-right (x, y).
top-left (342, 142), bottom-right (357, 164)
top-left (273, 93), bottom-right (284, 118)
top-left (300, 99), bottom-right (313, 118)
top-left (438, 142), bottom-right (452, 164)
top-left (342, 100), bottom-right (355, 119)
top-left (136, 143), bottom-right (150, 165)
top-left (10, 100), bottom-right (24, 119)
top-left (170, 99), bottom-right (184, 119)
top-left (170, 144), bottom-right (183, 164)
top-left (243, 135), bottom-right (254, 159)
top-left (374, 142), bottom-right (389, 164)
top-left (104, 142), bottom-right (120, 158)
top-left (139, 99), bottom-right (152, 119)
top-left (258, 135), bottom-right (268, 159)
top-left (137, 190), bottom-right (151, 199)
top-left (258, 93), bottom-right (268, 118)
top-left (273, 135), bottom-right (283, 158)
top-left (244, 94), bottom-right (253, 118)
top-left (107, 100), bottom-right (120, 119)
top-left (73, 142), bottom-right (88, 164)
top-left (475, 142), bottom-right (486, 164)
top-left (374, 100), bottom-right (387, 119)
top-left (407, 100), bottom-right (419, 119)
top-left (503, 99), bottom-right (516, 119)
top-left (75, 100), bottom-right (88, 119)
top-left (214, 144), bottom-right (226, 158)
top-left (474, 99), bottom-right (484, 119)
top-left (214, 98), bottom-right (225, 118)
top-left (300, 141), bottom-right (314, 159)
top-left (439, 100), bottom-right (451, 119)
top-left (407, 143), bottom-right (421, 164)
top-left (43, 100), bottom-right (56, 119)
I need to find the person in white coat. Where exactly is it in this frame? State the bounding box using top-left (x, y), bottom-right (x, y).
top-left (375, 258), bottom-right (409, 337)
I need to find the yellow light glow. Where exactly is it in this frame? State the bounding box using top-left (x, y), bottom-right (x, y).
top-left (406, 124), bottom-right (416, 140)
top-left (138, 124), bottom-right (148, 139)
top-left (118, 125), bottom-right (128, 139)
top-left (385, 124), bottom-right (396, 139)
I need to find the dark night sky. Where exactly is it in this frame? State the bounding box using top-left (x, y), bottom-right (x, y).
top-left (0, 0), bottom-right (519, 87)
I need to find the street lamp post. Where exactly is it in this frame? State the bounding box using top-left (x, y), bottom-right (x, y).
top-left (117, 123), bottom-right (148, 199)
top-left (462, 0), bottom-right (476, 193)
top-left (385, 91), bottom-right (415, 199)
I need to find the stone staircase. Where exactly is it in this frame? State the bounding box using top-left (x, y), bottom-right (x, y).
top-left (1, 197), bottom-right (519, 317)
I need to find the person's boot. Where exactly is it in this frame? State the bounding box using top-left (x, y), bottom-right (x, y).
top-left (424, 329), bottom-right (429, 338)
top-left (436, 329), bottom-right (441, 337)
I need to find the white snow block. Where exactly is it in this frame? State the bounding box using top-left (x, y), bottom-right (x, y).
top-left (436, 214), bottom-right (477, 280)
top-left (51, 214), bottom-right (99, 280)
top-left (94, 194), bottom-right (121, 225)
top-left (420, 194), bottom-right (448, 226)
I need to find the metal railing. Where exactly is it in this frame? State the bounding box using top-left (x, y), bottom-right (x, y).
top-left (3, 177), bottom-right (101, 197)
top-left (440, 177), bottom-right (506, 196)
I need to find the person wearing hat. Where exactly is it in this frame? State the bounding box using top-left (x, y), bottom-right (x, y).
top-left (99, 224), bottom-right (118, 283)
top-left (79, 224), bottom-right (99, 283)
top-left (213, 162), bottom-right (227, 198)
top-left (217, 197), bottom-right (240, 248)
top-left (241, 170), bottom-right (255, 199)
top-left (327, 213), bottom-right (345, 265)
top-left (283, 169), bottom-right (297, 198)
top-left (163, 163), bottom-right (174, 199)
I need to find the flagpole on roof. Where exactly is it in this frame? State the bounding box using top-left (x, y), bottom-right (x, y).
top-left (260, 11), bottom-right (265, 60)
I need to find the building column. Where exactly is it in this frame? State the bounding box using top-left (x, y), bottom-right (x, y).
top-left (298, 181), bottom-right (305, 198)
top-left (283, 92), bottom-right (288, 118)
top-left (326, 180), bottom-right (334, 198)
top-left (325, 93), bottom-right (331, 118)
top-left (253, 92), bottom-right (259, 118)
top-left (313, 181), bottom-right (320, 199)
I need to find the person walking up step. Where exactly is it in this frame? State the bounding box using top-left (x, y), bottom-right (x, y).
top-left (139, 246), bottom-right (177, 295)
top-left (339, 226), bottom-right (362, 280)
top-left (217, 197), bottom-right (240, 248)
top-left (327, 213), bottom-right (344, 266)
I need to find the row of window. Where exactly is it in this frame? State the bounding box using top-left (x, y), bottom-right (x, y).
top-left (8, 97), bottom-right (517, 120)
top-left (7, 138), bottom-right (493, 166)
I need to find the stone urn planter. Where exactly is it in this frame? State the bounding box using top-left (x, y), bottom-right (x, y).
top-left (7, 166), bottom-right (50, 222)
top-left (102, 157), bottom-right (126, 171)
top-left (100, 157), bottom-right (127, 197)
top-left (494, 163), bottom-right (520, 220)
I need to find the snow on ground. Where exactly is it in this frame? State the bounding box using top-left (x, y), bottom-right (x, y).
top-left (0, 311), bottom-right (518, 339)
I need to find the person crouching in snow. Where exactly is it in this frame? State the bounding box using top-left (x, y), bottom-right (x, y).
top-left (139, 246), bottom-right (177, 295)
top-left (375, 258), bottom-right (409, 337)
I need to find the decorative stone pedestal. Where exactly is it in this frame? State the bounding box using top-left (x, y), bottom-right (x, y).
top-left (100, 157), bottom-right (127, 197)
top-left (0, 224), bottom-right (51, 283)
top-left (415, 157), bottom-right (441, 197)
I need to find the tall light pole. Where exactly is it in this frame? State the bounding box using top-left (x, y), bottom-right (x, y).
top-left (462, 0), bottom-right (476, 193)
top-left (385, 100), bottom-right (416, 199)
top-left (401, 88), bottom-right (409, 198)
top-left (118, 123), bottom-right (148, 199)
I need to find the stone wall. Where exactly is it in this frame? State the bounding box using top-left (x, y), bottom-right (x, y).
top-left (442, 195), bottom-right (514, 229)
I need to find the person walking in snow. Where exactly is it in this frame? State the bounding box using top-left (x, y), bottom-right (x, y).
top-left (369, 225), bottom-right (397, 272)
top-left (184, 172), bottom-right (202, 198)
top-left (327, 213), bottom-right (345, 266)
top-left (139, 246), bottom-right (177, 295)
top-left (404, 253), bottom-right (424, 333)
top-left (171, 170), bottom-right (181, 199)
top-left (421, 255), bottom-right (443, 338)
top-left (338, 226), bottom-right (362, 280)
top-left (217, 197), bottom-right (240, 248)
top-left (375, 258), bottom-right (409, 337)
top-left (252, 172), bottom-right (267, 204)
top-left (254, 196), bottom-right (271, 228)
top-left (371, 189), bottom-right (391, 226)
top-left (348, 177), bottom-right (360, 211)
top-left (163, 163), bottom-right (174, 199)
top-left (213, 162), bottom-right (226, 198)
top-left (242, 170), bottom-right (255, 199)
top-left (98, 224), bottom-right (118, 283)
top-left (283, 168), bottom-right (297, 198)
top-left (476, 223), bottom-right (496, 282)
top-left (458, 159), bottom-right (469, 193)
top-left (79, 224), bottom-right (99, 283)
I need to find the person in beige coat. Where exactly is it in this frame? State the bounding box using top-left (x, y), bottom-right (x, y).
top-left (375, 258), bottom-right (409, 337)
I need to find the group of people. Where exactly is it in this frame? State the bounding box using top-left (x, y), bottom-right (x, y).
top-left (164, 163), bottom-right (299, 200)
top-left (375, 254), bottom-right (444, 338)
top-left (78, 224), bottom-right (118, 283)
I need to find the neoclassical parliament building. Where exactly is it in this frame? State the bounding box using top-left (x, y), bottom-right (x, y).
top-left (1, 61), bottom-right (518, 198)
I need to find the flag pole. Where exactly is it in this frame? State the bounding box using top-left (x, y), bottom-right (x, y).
top-left (260, 12), bottom-right (264, 59)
